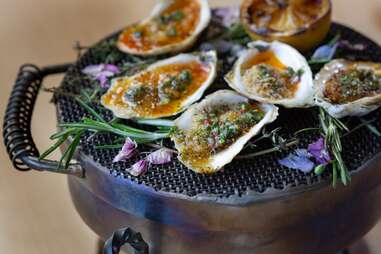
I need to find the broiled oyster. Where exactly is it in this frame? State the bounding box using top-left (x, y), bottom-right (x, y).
top-left (117, 0), bottom-right (211, 56)
top-left (315, 59), bottom-right (381, 118)
top-left (225, 41), bottom-right (315, 108)
top-left (101, 51), bottom-right (217, 119)
top-left (171, 90), bottom-right (279, 174)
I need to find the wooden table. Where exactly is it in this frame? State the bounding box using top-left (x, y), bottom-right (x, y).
top-left (0, 0), bottom-right (380, 253)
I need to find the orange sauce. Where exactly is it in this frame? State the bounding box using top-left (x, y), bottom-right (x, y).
top-left (102, 61), bottom-right (209, 118)
top-left (243, 50), bottom-right (287, 71)
top-left (119, 0), bottom-right (200, 52)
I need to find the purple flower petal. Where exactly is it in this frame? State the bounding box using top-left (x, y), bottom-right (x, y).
top-left (295, 149), bottom-right (312, 158)
top-left (82, 64), bottom-right (105, 76)
top-left (97, 74), bottom-right (110, 88)
top-left (146, 148), bottom-right (173, 165)
top-left (214, 7), bottom-right (240, 27)
top-left (128, 160), bottom-right (148, 177)
top-left (82, 64), bottom-right (120, 88)
top-left (231, 44), bottom-right (245, 58)
top-left (199, 42), bottom-right (215, 52)
top-left (308, 138), bottom-right (331, 165)
top-left (279, 149), bottom-right (315, 173)
top-left (113, 138), bottom-right (138, 163)
top-left (104, 64), bottom-right (120, 73)
top-left (311, 43), bottom-right (338, 62)
top-left (339, 40), bottom-right (367, 51)
top-left (214, 40), bottom-right (234, 54)
top-left (308, 138), bottom-right (324, 153)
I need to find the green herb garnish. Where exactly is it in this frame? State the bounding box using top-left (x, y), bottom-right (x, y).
top-left (166, 27), bottom-right (178, 37)
top-left (40, 98), bottom-right (171, 169)
top-left (319, 108), bottom-right (350, 187)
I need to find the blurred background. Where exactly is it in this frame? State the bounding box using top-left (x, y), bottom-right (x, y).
top-left (0, 0), bottom-right (381, 253)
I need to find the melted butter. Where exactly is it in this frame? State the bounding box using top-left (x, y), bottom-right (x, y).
top-left (243, 50), bottom-right (287, 71)
top-left (102, 61), bottom-right (209, 118)
top-left (119, 0), bottom-right (200, 52)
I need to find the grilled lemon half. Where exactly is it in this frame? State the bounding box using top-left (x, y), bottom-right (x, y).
top-left (240, 0), bottom-right (332, 52)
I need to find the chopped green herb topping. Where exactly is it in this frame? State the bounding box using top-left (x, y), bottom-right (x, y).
top-left (173, 102), bottom-right (265, 162)
top-left (324, 68), bottom-right (381, 103)
top-left (166, 27), bottom-right (178, 37)
top-left (133, 31), bottom-right (143, 39)
top-left (158, 11), bottom-right (184, 25)
top-left (244, 64), bottom-right (303, 100)
top-left (124, 85), bottom-right (151, 107)
top-left (158, 70), bottom-right (193, 105)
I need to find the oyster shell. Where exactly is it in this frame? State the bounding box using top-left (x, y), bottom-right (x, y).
top-left (172, 90), bottom-right (279, 174)
top-left (314, 59), bottom-right (381, 118)
top-left (101, 51), bottom-right (217, 119)
top-left (225, 41), bottom-right (315, 108)
top-left (117, 0), bottom-right (211, 56)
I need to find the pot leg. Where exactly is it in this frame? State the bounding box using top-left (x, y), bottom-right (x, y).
top-left (97, 239), bottom-right (105, 254)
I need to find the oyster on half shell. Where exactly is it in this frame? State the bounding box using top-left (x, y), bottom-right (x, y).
top-left (225, 41), bottom-right (315, 108)
top-left (171, 90), bottom-right (279, 174)
top-left (314, 59), bottom-right (381, 118)
top-left (101, 51), bottom-right (217, 119)
top-left (117, 0), bottom-right (211, 56)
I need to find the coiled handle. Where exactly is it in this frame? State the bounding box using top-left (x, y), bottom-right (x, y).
top-left (3, 63), bottom-right (84, 177)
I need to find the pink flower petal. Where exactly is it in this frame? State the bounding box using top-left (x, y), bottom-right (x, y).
top-left (128, 160), bottom-right (148, 176)
top-left (146, 148), bottom-right (173, 165)
top-left (113, 138), bottom-right (138, 163)
top-left (82, 64), bottom-right (105, 76)
top-left (82, 64), bottom-right (120, 88)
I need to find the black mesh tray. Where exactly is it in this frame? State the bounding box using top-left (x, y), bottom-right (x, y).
top-left (55, 19), bottom-right (381, 198)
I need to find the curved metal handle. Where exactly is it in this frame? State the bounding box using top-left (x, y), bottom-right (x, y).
top-left (103, 227), bottom-right (149, 254)
top-left (3, 63), bottom-right (84, 177)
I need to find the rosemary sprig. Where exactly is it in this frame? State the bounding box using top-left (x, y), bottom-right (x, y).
top-left (208, 23), bottom-right (250, 45)
top-left (341, 118), bottom-right (378, 138)
top-left (238, 139), bottom-right (299, 159)
top-left (359, 117), bottom-right (381, 137)
top-left (239, 127), bottom-right (316, 159)
top-left (60, 130), bottom-right (84, 169)
top-left (40, 98), bottom-right (171, 169)
top-left (95, 144), bottom-right (124, 149)
top-left (319, 108), bottom-right (350, 186)
top-left (75, 97), bottom-right (105, 122)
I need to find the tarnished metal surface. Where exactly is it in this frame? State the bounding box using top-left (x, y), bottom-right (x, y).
top-left (69, 151), bottom-right (381, 253)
